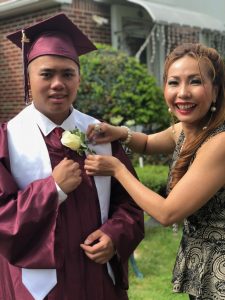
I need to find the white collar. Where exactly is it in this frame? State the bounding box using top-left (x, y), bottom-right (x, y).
top-left (32, 103), bottom-right (75, 136)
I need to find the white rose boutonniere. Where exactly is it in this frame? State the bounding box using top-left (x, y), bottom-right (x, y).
top-left (61, 128), bottom-right (95, 156)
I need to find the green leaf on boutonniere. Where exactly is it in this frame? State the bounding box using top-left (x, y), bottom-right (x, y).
top-left (61, 128), bottom-right (95, 156)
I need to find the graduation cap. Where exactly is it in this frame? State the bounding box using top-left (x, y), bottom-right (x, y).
top-left (7, 13), bottom-right (97, 104)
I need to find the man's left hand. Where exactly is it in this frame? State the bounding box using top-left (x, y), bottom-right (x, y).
top-left (80, 229), bottom-right (115, 264)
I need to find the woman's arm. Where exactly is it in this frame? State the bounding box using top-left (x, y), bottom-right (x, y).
top-left (85, 132), bottom-right (225, 225)
top-left (144, 124), bottom-right (180, 155)
top-left (87, 122), bottom-right (182, 155)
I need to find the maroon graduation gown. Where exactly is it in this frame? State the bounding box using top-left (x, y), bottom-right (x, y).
top-left (0, 123), bottom-right (144, 300)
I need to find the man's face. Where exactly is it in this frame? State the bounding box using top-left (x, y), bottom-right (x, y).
top-left (28, 55), bottom-right (80, 124)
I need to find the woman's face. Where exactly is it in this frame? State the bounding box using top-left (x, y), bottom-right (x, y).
top-left (28, 55), bottom-right (80, 125)
top-left (164, 55), bottom-right (217, 129)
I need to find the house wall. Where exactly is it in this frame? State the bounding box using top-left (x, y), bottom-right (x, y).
top-left (147, 0), bottom-right (225, 22)
top-left (0, 0), bottom-right (111, 122)
top-left (110, 0), bottom-right (225, 85)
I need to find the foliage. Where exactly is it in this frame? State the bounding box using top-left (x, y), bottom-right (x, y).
top-left (128, 226), bottom-right (187, 300)
top-left (132, 152), bottom-right (171, 167)
top-left (135, 165), bottom-right (169, 196)
top-left (75, 44), bottom-right (170, 131)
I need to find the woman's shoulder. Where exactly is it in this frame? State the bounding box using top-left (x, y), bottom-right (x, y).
top-left (198, 125), bottom-right (225, 156)
top-left (203, 123), bottom-right (225, 145)
top-left (210, 122), bottom-right (225, 135)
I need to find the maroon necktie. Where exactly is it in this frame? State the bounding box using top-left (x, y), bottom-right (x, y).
top-left (53, 127), bottom-right (64, 138)
top-left (49, 127), bottom-right (64, 149)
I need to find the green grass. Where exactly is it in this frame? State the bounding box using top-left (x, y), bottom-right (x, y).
top-left (128, 225), bottom-right (188, 300)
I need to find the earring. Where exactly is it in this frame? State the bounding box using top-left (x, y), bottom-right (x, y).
top-left (211, 103), bottom-right (216, 112)
top-left (203, 100), bottom-right (216, 130)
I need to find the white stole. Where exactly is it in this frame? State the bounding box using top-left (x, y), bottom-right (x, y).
top-left (7, 105), bottom-right (114, 300)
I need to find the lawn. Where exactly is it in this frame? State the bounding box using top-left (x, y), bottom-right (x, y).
top-left (128, 224), bottom-right (188, 300)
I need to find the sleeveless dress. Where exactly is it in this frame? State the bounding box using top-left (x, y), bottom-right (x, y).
top-left (168, 124), bottom-right (225, 298)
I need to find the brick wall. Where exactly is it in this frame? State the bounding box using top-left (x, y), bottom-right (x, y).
top-left (0, 0), bottom-right (111, 122)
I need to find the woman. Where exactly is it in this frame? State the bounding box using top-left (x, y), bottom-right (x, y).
top-left (84, 43), bottom-right (225, 299)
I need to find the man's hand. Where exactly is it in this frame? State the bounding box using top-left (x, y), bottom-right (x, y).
top-left (80, 229), bottom-right (115, 264)
top-left (52, 158), bottom-right (82, 194)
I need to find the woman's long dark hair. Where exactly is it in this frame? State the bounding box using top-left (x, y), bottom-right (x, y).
top-left (163, 43), bottom-right (225, 190)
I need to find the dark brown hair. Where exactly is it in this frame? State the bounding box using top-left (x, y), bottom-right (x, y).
top-left (164, 43), bottom-right (225, 190)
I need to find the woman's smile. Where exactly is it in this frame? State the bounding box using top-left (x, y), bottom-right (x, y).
top-left (175, 102), bottom-right (197, 115)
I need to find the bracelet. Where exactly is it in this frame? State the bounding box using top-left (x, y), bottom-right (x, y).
top-left (121, 126), bottom-right (132, 145)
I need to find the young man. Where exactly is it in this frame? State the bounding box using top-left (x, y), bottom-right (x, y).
top-left (0, 14), bottom-right (144, 300)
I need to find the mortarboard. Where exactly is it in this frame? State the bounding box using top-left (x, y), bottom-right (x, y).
top-left (7, 13), bottom-right (97, 104)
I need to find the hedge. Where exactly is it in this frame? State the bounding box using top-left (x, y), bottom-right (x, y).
top-left (135, 165), bottom-right (169, 196)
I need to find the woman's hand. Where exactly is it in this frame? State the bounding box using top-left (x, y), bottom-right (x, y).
top-left (86, 122), bottom-right (128, 144)
top-left (84, 154), bottom-right (124, 177)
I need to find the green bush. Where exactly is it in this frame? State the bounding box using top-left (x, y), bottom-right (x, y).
top-left (135, 165), bottom-right (169, 196)
top-left (76, 44), bottom-right (169, 131)
top-left (131, 152), bottom-right (172, 167)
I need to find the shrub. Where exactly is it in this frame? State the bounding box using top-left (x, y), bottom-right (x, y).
top-left (135, 165), bottom-right (169, 196)
top-left (75, 44), bottom-right (170, 132)
top-left (131, 152), bottom-right (172, 167)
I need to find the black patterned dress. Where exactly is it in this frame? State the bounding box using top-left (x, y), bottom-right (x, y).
top-left (168, 124), bottom-right (225, 299)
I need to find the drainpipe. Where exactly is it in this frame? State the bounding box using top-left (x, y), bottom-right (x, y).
top-left (135, 23), bottom-right (156, 61)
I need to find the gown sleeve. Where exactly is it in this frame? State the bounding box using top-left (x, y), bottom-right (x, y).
top-left (100, 141), bottom-right (144, 261)
top-left (0, 124), bottom-right (59, 269)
